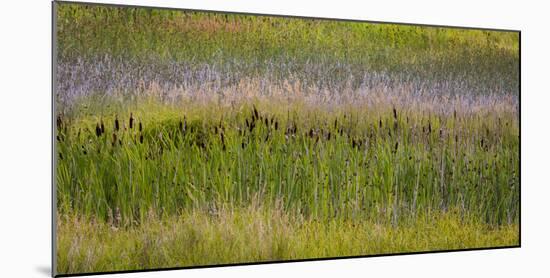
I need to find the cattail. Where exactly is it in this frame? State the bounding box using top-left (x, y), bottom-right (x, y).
top-left (379, 118), bottom-right (382, 129)
top-left (274, 121), bottom-right (279, 130)
top-left (100, 120), bottom-right (105, 134)
top-left (95, 123), bottom-right (101, 137)
top-left (139, 121), bottom-right (143, 132)
top-left (327, 131), bottom-right (331, 140)
top-left (129, 113), bottom-right (134, 129)
top-left (428, 121), bottom-right (432, 134)
top-left (264, 117), bottom-right (269, 127)
top-left (393, 106), bottom-right (397, 120)
top-left (394, 141), bottom-right (399, 152)
top-left (179, 120), bottom-right (183, 132)
top-left (56, 114), bottom-right (63, 129)
top-left (139, 134), bottom-right (144, 144)
top-left (334, 118), bottom-right (338, 129)
top-left (115, 116), bottom-right (119, 131)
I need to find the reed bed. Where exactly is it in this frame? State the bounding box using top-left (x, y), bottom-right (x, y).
top-left (56, 91), bottom-right (519, 227)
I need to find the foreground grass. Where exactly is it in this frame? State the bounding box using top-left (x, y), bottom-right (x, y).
top-left (56, 207), bottom-right (518, 275)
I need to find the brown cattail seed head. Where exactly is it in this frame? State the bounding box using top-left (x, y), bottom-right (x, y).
top-left (129, 113), bottom-right (134, 129)
top-left (56, 114), bottom-right (63, 129)
top-left (95, 123), bottom-right (101, 137)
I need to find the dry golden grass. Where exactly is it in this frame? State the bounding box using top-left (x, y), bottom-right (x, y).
top-left (56, 205), bottom-right (518, 275)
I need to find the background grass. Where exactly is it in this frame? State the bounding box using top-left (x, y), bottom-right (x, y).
top-left (55, 3), bottom-right (519, 108)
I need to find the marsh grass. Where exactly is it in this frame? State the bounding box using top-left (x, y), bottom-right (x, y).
top-left (56, 93), bottom-right (519, 228)
top-left (55, 3), bottom-right (519, 112)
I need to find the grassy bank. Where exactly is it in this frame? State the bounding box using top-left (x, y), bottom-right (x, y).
top-left (57, 207), bottom-right (518, 275)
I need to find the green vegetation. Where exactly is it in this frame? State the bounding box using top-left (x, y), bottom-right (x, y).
top-left (57, 208), bottom-right (518, 274)
top-left (57, 98), bottom-right (519, 226)
top-left (55, 3), bottom-right (519, 98)
top-left (54, 2), bottom-right (519, 275)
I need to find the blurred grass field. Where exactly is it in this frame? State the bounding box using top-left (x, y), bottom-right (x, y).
top-left (54, 3), bottom-right (519, 275)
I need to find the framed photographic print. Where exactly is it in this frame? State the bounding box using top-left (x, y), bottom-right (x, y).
top-left (53, 1), bottom-right (520, 276)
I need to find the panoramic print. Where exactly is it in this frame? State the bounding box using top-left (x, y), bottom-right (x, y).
top-left (54, 3), bottom-right (519, 275)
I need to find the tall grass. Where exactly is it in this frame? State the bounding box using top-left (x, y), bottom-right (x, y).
top-left (56, 93), bottom-right (519, 227)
